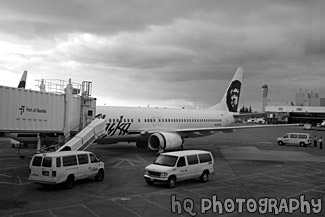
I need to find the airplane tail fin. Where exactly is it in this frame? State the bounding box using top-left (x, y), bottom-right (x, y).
top-left (18, 71), bottom-right (27, 89)
top-left (208, 67), bottom-right (243, 112)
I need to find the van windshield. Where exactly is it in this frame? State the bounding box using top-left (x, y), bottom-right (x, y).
top-left (154, 155), bottom-right (178, 167)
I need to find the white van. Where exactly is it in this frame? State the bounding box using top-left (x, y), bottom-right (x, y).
top-left (144, 150), bottom-right (214, 188)
top-left (28, 151), bottom-right (105, 189)
top-left (277, 133), bottom-right (311, 147)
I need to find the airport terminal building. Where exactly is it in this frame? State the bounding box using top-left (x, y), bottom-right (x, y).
top-left (264, 89), bottom-right (325, 125)
top-left (265, 105), bottom-right (325, 125)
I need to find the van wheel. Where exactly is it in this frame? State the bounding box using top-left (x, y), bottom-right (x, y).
top-left (167, 176), bottom-right (176, 188)
top-left (95, 169), bottom-right (104, 182)
top-left (200, 172), bottom-right (209, 183)
top-left (278, 141), bottom-right (284, 146)
top-left (65, 175), bottom-right (74, 189)
top-left (299, 142), bottom-right (305, 147)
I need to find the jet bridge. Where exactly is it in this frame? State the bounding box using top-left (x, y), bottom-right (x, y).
top-left (0, 77), bottom-right (98, 151)
top-left (57, 117), bottom-right (107, 152)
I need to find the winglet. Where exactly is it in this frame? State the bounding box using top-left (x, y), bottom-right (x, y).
top-left (208, 67), bottom-right (243, 112)
top-left (18, 71), bottom-right (28, 89)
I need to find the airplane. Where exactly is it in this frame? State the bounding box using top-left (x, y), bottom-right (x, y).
top-left (95, 67), bottom-right (296, 152)
top-left (18, 70), bottom-right (28, 88)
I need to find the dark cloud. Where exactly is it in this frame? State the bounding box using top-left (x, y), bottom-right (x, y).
top-left (0, 0), bottom-right (324, 110)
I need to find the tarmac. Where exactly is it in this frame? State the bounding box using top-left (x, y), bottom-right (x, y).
top-left (0, 126), bottom-right (324, 217)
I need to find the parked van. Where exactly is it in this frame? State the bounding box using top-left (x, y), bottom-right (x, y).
top-left (28, 151), bottom-right (105, 189)
top-left (144, 150), bottom-right (214, 188)
top-left (277, 133), bottom-right (311, 147)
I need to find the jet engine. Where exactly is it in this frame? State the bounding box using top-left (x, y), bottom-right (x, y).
top-left (148, 132), bottom-right (183, 151)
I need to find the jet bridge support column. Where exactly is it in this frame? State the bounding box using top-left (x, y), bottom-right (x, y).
top-left (63, 79), bottom-right (73, 139)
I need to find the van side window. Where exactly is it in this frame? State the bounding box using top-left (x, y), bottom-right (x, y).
top-left (177, 157), bottom-right (186, 167)
top-left (298, 134), bottom-right (307, 139)
top-left (187, 155), bottom-right (199, 165)
top-left (283, 134), bottom-right (289, 138)
top-left (199, 154), bottom-right (212, 163)
top-left (32, 156), bottom-right (42, 166)
top-left (56, 157), bottom-right (61, 167)
top-left (78, 154), bottom-right (89, 165)
top-left (42, 157), bottom-right (52, 167)
top-left (290, 134), bottom-right (297, 139)
top-left (89, 154), bottom-right (98, 163)
top-left (63, 156), bottom-right (78, 167)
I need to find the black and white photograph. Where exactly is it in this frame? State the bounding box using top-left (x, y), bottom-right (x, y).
top-left (0, 0), bottom-right (324, 216)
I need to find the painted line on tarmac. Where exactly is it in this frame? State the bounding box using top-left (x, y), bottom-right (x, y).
top-left (48, 209), bottom-right (58, 217)
top-left (0, 173), bottom-right (11, 178)
top-left (137, 195), bottom-right (177, 213)
top-left (81, 204), bottom-right (100, 217)
top-left (111, 198), bottom-right (142, 217)
top-left (135, 154), bottom-right (150, 163)
top-left (0, 165), bottom-right (28, 170)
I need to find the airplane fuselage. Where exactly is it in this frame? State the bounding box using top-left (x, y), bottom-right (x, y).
top-left (96, 106), bottom-right (236, 144)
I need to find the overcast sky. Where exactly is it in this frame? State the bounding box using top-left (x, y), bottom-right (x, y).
top-left (0, 0), bottom-right (324, 111)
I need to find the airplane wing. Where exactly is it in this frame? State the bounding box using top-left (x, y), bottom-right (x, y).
top-left (175, 123), bottom-right (299, 134)
top-left (234, 112), bottom-right (267, 119)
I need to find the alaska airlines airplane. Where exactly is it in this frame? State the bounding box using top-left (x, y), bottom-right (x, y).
top-left (95, 67), bottom-right (282, 152)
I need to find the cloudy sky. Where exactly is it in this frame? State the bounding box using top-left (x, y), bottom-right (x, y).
top-left (0, 0), bottom-right (324, 111)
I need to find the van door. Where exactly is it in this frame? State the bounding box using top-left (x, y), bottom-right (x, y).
top-left (289, 133), bottom-right (298, 145)
top-left (30, 156), bottom-right (53, 179)
top-left (282, 133), bottom-right (290, 144)
top-left (62, 155), bottom-right (79, 179)
top-left (186, 155), bottom-right (200, 178)
top-left (175, 156), bottom-right (187, 181)
top-left (89, 153), bottom-right (100, 176)
top-left (77, 154), bottom-right (91, 179)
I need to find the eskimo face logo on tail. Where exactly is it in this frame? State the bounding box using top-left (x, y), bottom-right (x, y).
top-left (226, 80), bottom-right (241, 112)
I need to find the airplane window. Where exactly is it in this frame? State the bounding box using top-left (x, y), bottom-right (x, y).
top-left (174, 119), bottom-right (176, 122)
top-left (113, 119), bottom-right (115, 122)
top-left (153, 119), bottom-right (155, 122)
top-left (144, 119), bottom-right (147, 122)
top-left (131, 119), bottom-right (133, 122)
top-left (127, 119), bottom-right (129, 122)
top-left (109, 119), bottom-right (111, 122)
top-left (158, 119), bottom-right (160, 122)
top-left (124, 119), bottom-right (126, 122)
